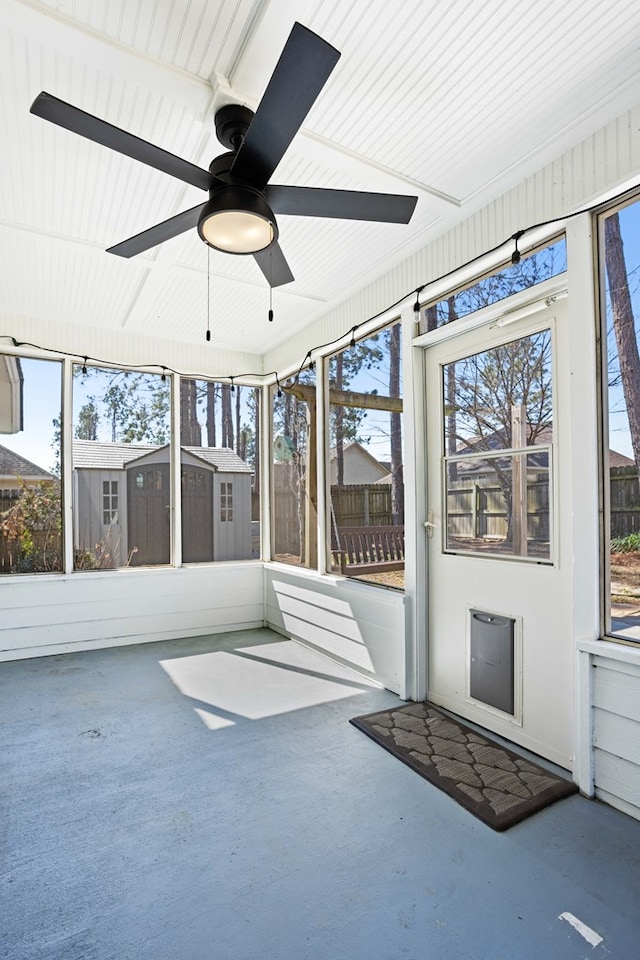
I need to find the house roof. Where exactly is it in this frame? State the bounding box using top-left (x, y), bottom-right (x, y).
top-left (72, 440), bottom-right (252, 474)
top-left (609, 450), bottom-right (636, 468)
top-left (329, 441), bottom-right (389, 472)
top-left (0, 442), bottom-right (54, 481)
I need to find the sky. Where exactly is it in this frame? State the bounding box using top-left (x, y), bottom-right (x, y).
top-left (1, 357), bottom-right (61, 475)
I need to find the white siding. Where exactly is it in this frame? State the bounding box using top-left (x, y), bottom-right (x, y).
top-left (592, 654), bottom-right (640, 820)
top-left (264, 566), bottom-right (406, 696)
top-left (75, 469), bottom-right (126, 566)
top-left (0, 564), bottom-right (263, 661)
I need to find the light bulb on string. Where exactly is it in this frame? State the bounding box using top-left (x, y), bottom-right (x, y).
top-left (511, 230), bottom-right (525, 264)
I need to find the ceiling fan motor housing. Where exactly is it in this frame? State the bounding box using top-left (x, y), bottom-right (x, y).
top-left (214, 103), bottom-right (255, 152)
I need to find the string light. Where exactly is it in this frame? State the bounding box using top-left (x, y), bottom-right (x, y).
top-left (413, 287), bottom-right (423, 314)
top-left (511, 230), bottom-right (525, 264)
top-left (230, 376), bottom-right (235, 393)
top-left (5, 182), bottom-right (628, 396)
top-left (161, 367), bottom-right (166, 382)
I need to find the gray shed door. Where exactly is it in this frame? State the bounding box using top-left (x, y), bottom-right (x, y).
top-left (181, 465), bottom-right (213, 563)
top-left (127, 464), bottom-right (170, 565)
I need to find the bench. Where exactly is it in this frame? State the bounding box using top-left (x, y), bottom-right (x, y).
top-left (331, 524), bottom-right (405, 575)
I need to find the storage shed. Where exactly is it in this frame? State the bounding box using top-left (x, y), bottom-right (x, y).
top-left (73, 440), bottom-right (252, 566)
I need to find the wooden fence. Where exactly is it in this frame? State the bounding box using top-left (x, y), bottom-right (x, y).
top-left (610, 465), bottom-right (640, 537)
top-left (269, 483), bottom-right (395, 558)
top-left (447, 475), bottom-right (550, 541)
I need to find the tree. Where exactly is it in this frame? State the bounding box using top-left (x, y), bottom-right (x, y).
top-left (206, 381), bottom-right (217, 446)
top-left (180, 378), bottom-right (201, 445)
top-left (388, 323), bottom-right (404, 524)
top-left (605, 212), bottom-right (640, 472)
top-left (221, 384), bottom-right (234, 448)
top-left (75, 401), bottom-right (99, 440)
top-left (51, 417), bottom-right (61, 478)
top-left (75, 368), bottom-right (170, 445)
top-left (0, 480), bottom-right (62, 572)
top-left (334, 353), bottom-right (345, 486)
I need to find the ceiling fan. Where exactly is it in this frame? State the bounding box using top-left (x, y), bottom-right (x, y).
top-left (30, 22), bottom-right (418, 288)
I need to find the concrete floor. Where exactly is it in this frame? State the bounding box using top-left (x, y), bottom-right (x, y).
top-left (2, 629), bottom-right (640, 960)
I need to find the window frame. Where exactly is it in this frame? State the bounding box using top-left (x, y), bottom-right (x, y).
top-left (595, 188), bottom-right (640, 646)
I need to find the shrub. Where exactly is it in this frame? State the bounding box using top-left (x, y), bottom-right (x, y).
top-left (611, 532), bottom-right (640, 554)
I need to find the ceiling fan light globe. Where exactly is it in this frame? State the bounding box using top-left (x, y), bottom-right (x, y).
top-left (200, 210), bottom-right (274, 254)
top-left (197, 187), bottom-right (277, 254)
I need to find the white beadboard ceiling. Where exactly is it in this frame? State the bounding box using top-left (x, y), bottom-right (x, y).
top-left (1, 0), bottom-right (640, 361)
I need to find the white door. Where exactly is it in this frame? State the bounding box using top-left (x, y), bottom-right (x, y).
top-left (424, 299), bottom-right (573, 769)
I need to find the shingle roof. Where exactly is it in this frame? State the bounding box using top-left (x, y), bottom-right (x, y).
top-left (72, 440), bottom-right (252, 473)
top-left (0, 443), bottom-right (54, 480)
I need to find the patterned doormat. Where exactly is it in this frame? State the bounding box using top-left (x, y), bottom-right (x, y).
top-left (350, 701), bottom-right (578, 831)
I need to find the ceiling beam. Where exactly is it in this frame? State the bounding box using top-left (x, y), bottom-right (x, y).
top-left (9, 0), bottom-right (213, 116)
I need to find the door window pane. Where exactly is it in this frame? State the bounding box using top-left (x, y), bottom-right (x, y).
top-left (443, 330), bottom-right (553, 561)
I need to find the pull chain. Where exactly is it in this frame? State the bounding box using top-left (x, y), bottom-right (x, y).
top-left (206, 246), bottom-right (211, 341)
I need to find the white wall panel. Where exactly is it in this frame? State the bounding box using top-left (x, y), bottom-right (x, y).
top-left (592, 655), bottom-right (640, 821)
top-left (0, 564), bottom-right (264, 661)
top-left (264, 566), bottom-right (405, 695)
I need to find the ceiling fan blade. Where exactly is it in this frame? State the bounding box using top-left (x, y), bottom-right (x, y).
top-left (266, 185), bottom-right (418, 223)
top-left (107, 203), bottom-right (206, 258)
top-left (253, 242), bottom-right (295, 287)
top-left (30, 92), bottom-right (212, 191)
top-left (231, 23), bottom-right (340, 189)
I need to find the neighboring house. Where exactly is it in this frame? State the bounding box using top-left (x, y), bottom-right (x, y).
top-left (453, 425), bottom-right (635, 477)
top-left (609, 449), bottom-right (636, 468)
top-left (0, 356), bottom-right (23, 435)
top-left (329, 442), bottom-right (391, 485)
top-left (73, 440), bottom-right (253, 566)
top-left (0, 442), bottom-right (55, 498)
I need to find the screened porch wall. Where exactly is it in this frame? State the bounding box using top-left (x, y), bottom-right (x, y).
top-left (0, 564), bottom-right (264, 662)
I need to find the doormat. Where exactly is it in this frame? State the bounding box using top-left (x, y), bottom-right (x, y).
top-left (350, 701), bottom-right (578, 831)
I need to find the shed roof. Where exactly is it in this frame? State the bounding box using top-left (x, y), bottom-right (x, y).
top-left (72, 440), bottom-right (252, 473)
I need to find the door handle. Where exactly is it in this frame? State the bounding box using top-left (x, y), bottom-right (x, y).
top-left (424, 512), bottom-right (437, 538)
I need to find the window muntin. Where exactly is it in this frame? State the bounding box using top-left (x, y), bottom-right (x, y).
top-left (0, 356), bottom-right (63, 575)
top-left (102, 480), bottom-right (118, 524)
top-left (442, 330), bottom-right (553, 562)
top-left (600, 197), bottom-right (640, 642)
top-left (419, 237), bottom-right (566, 333)
top-left (327, 321), bottom-right (404, 588)
top-left (220, 482), bottom-right (233, 521)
